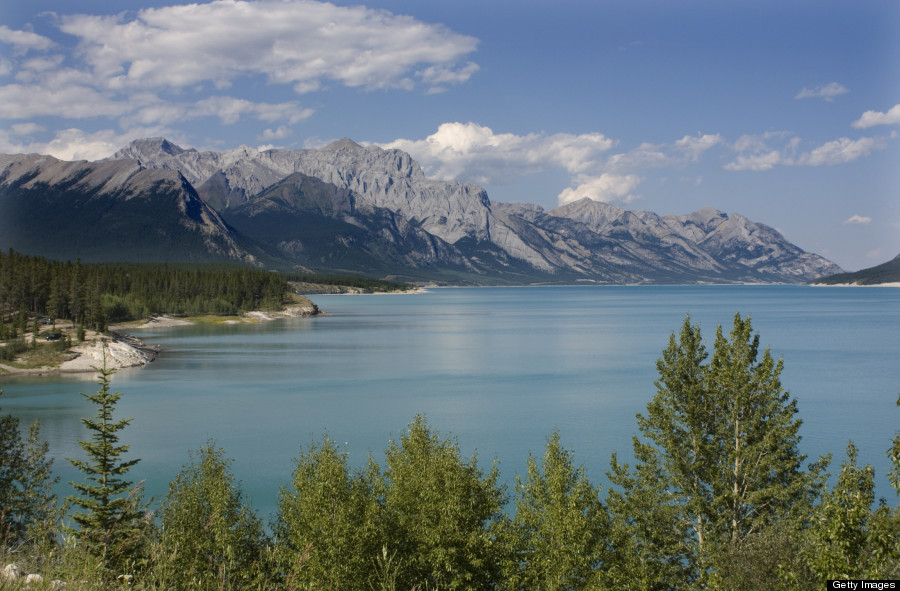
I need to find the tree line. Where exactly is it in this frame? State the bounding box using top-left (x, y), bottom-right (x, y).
top-left (0, 250), bottom-right (290, 336)
top-left (2, 313), bottom-right (899, 589)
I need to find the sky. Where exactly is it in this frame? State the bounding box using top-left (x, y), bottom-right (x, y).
top-left (1, 0), bottom-right (898, 271)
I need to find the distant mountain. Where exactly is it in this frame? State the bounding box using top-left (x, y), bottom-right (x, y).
top-left (813, 253), bottom-right (900, 285)
top-left (0, 139), bottom-right (843, 284)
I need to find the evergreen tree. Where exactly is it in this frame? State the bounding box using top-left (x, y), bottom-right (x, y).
top-left (154, 442), bottom-right (268, 590)
top-left (67, 364), bottom-right (146, 574)
top-left (607, 314), bottom-right (822, 584)
top-left (275, 436), bottom-right (382, 590)
top-left (501, 431), bottom-right (609, 591)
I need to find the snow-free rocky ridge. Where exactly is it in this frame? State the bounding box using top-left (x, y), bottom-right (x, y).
top-left (0, 139), bottom-right (842, 284)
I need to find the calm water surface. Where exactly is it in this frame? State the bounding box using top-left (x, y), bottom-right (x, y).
top-left (1, 285), bottom-right (898, 516)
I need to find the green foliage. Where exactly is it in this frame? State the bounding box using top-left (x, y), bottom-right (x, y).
top-left (275, 436), bottom-right (382, 590)
top-left (608, 314), bottom-right (823, 584)
top-left (67, 364), bottom-right (146, 575)
top-left (889, 393), bottom-right (900, 495)
top-left (0, 250), bottom-right (292, 331)
top-left (383, 415), bottom-right (505, 590)
top-left (284, 272), bottom-right (411, 293)
top-left (0, 390), bottom-right (58, 549)
top-left (501, 431), bottom-right (608, 591)
top-left (804, 442), bottom-right (875, 580)
top-left (152, 442), bottom-right (269, 590)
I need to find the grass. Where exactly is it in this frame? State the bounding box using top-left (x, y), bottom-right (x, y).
top-left (0, 338), bottom-right (75, 370)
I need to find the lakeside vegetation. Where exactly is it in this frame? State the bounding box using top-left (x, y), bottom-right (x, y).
top-left (0, 249), bottom-right (411, 368)
top-left (2, 314), bottom-right (898, 589)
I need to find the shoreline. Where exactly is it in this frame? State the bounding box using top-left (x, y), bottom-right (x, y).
top-left (0, 304), bottom-right (322, 378)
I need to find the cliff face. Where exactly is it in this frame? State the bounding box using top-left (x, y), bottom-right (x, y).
top-left (0, 140), bottom-right (843, 284)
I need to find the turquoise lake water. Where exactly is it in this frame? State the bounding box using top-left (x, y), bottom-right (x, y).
top-left (1, 285), bottom-right (898, 517)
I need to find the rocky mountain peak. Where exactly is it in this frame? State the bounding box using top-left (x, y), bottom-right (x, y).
top-left (321, 138), bottom-right (365, 152)
top-left (112, 137), bottom-right (189, 161)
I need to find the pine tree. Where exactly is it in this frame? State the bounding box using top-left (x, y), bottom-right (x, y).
top-left (67, 363), bottom-right (146, 574)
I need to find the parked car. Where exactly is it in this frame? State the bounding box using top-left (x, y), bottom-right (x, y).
top-left (45, 332), bottom-right (62, 341)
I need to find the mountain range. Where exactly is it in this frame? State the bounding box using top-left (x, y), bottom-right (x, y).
top-left (0, 138), bottom-right (844, 285)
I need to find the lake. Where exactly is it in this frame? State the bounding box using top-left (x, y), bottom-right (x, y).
top-left (1, 285), bottom-right (899, 518)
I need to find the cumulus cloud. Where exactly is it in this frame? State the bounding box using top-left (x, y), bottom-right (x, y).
top-left (558, 174), bottom-right (642, 205)
top-left (384, 124), bottom-right (730, 206)
top-left (852, 104), bottom-right (900, 128)
top-left (0, 25), bottom-right (55, 53)
top-left (843, 215), bottom-right (872, 225)
top-left (58, 0), bottom-right (478, 93)
top-left (795, 82), bottom-right (849, 101)
top-left (382, 122), bottom-right (616, 184)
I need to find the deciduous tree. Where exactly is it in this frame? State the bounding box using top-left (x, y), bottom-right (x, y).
top-left (383, 415), bottom-right (505, 590)
top-left (154, 442), bottom-right (269, 590)
top-left (501, 431), bottom-right (608, 590)
top-left (607, 314), bottom-right (822, 584)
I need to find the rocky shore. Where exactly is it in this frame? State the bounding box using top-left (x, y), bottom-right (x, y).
top-left (0, 302), bottom-right (320, 377)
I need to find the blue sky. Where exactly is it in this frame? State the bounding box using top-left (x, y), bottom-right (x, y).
top-left (1, 0), bottom-right (898, 271)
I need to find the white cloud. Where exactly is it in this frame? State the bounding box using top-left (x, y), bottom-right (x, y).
top-left (0, 82), bottom-right (130, 119)
top-left (606, 142), bottom-right (674, 171)
top-left (0, 126), bottom-right (180, 161)
top-left (190, 96), bottom-right (313, 125)
top-left (58, 0), bottom-right (479, 93)
top-left (257, 126), bottom-right (293, 142)
top-left (724, 133), bottom-right (888, 170)
top-left (795, 136), bottom-right (886, 166)
top-left (852, 104), bottom-right (900, 128)
top-left (382, 122), bottom-right (616, 183)
top-left (0, 25), bottom-right (55, 53)
top-left (558, 174), bottom-right (642, 205)
top-left (723, 151), bottom-right (782, 171)
top-left (843, 215), bottom-right (872, 225)
top-left (675, 133), bottom-right (722, 160)
top-left (796, 82), bottom-right (849, 101)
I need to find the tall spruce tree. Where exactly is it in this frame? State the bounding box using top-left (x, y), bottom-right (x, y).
top-left (67, 364), bottom-right (146, 573)
top-left (608, 314), bottom-right (823, 584)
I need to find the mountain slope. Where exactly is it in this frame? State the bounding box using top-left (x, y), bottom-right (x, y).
top-left (0, 153), bottom-right (250, 263)
top-left (813, 253), bottom-right (900, 285)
